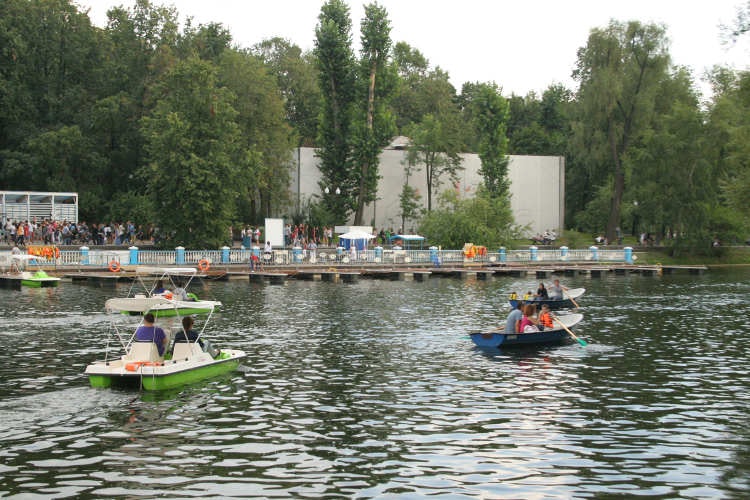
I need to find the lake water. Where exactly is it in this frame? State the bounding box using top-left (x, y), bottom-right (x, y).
top-left (0, 269), bottom-right (748, 498)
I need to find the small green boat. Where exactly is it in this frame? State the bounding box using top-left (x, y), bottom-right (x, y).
top-left (120, 266), bottom-right (221, 316)
top-left (115, 296), bottom-right (221, 317)
top-left (86, 297), bottom-right (245, 390)
top-left (20, 270), bottom-right (61, 288)
top-left (86, 350), bottom-right (244, 390)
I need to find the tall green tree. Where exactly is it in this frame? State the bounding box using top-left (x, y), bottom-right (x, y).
top-left (398, 156), bottom-right (422, 232)
top-left (0, 0), bottom-right (102, 187)
top-left (179, 21), bottom-right (232, 62)
top-left (628, 68), bottom-right (712, 249)
top-left (406, 113), bottom-right (463, 212)
top-left (470, 83), bottom-right (510, 198)
top-left (95, 0), bottom-right (180, 214)
top-left (218, 49), bottom-right (294, 221)
top-left (254, 37), bottom-right (321, 147)
top-left (707, 69), bottom-right (750, 236)
top-left (352, 2), bottom-right (395, 225)
top-left (391, 41), bottom-right (429, 130)
top-left (140, 57), bottom-right (257, 248)
top-left (572, 20), bottom-right (671, 242)
top-left (505, 92), bottom-right (546, 154)
top-left (314, 0), bottom-right (357, 223)
top-left (25, 125), bottom-right (107, 219)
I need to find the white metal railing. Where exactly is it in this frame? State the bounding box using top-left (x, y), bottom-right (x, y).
top-left (0, 246), bottom-right (630, 267)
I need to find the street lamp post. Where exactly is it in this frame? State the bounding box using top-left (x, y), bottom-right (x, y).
top-left (324, 187), bottom-right (341, 228)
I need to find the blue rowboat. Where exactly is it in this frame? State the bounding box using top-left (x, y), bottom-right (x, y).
top-left (509, 287), bottom-right (585, 310)
top-left (470, 313), bottom-right (584, 347)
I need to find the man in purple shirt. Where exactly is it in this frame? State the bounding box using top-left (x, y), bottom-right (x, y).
top-left (134, 313), bottom-right (167, 355)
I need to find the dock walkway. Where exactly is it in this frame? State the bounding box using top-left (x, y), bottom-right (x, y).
top-left (17, 261), bottom-right (707, 287)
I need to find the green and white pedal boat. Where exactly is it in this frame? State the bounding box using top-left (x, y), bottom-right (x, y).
top-left (85, 297), bottom-right (245, 391)
top-left (118, 295), bottom-right (221, 318)
top-left (120, 266), bottom-right (221, 317)
top-left (1, 255), bottom-right (61, 287)
top-left (20, 270), bottom-right (61, 287)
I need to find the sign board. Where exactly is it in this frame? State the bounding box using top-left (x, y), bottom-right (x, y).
top-left (264, 218), bottom-right (285, 248)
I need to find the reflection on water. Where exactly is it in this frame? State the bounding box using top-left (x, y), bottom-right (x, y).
top-left (0, 269), bottom-right (749, 497)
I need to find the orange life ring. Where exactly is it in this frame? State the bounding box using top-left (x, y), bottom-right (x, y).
top-left (109, 260), bottom-right (121, 272)
top-left (197, 259), bottom-right (210, 272)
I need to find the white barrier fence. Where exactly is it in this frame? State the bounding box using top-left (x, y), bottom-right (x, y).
top-left (0, 245), bottom-right (633, 268)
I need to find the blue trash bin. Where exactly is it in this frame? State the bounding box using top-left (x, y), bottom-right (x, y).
top-left (624, 246), bottom-right (633, 264)
top-left (429, 246), bottom-right (440, 266)
top-left (560, 246), bottom-right (569, 260)
top-left (590, 245), bottom-right (599, 261)
top-left (128, 246), bottom-right (139, 265)
top-left (293, 246), bottom-right (303, 263)
top-left (176, 246), bottom-right (185, 265)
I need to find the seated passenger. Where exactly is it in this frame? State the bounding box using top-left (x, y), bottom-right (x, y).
top-left (536, 282), bottom-right (549, 300)
top-left (519, 304), bottom-right (540, 333)
top-left (174, 316), bottom-right (218, 358)
top-left (548, 279), bottom-right (566, 300)
top-left (538, 304), bottom-right (554, 331)
top-left (152, 280), bottom-right (167, 294)
top-left (172, 283), bottom-right (189, 301)
top-left (134, 313), bottom-right (167, 356)
top-left (174, 316), bottom-right (201, 344)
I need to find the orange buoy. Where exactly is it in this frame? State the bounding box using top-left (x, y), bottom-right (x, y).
top-left (109, 260), bottom-right (121, 272)
top-left (197, 259), bottom-right (210, 272)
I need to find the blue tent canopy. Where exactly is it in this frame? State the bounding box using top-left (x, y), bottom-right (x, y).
top-left (389, 234), bottom-right (425, 249)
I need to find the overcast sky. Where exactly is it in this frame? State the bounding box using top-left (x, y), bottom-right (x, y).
top-left (76, 0), bottom-right (749, 97)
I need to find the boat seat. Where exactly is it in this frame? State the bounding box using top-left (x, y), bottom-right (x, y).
top-left (126, 342), bottom-right (162, 362)
top-left (172, 342), bottom-right (203, 361)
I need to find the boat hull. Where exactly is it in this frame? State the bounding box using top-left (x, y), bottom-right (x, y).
top-left (471, 313), bottom-right (584, 348)
top-left (86, 350), bottom-right (245, 390)
top-left (124, 306), bottom-right (215, 317)
top-left (21, 278), bottom-right (60, 288)
top-left (471, 328), bottom-right (571, 347)
top-left (509, 287), bottom-right (585, 310)
top-left (509, 298), bottom-right (575, 310)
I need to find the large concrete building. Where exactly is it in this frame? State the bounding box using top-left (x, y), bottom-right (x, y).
top-left (290, 146), bottom-right (564, 236)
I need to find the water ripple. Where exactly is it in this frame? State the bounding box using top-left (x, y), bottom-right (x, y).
top-left (0, 271), bottom-right (749, 497)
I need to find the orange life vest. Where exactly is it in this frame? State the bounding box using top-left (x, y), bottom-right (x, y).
top-left (539, 312), bottom-right (554, 328)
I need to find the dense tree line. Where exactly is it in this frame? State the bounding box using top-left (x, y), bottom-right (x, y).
top-left (1, 0), bottom-right (748, 250)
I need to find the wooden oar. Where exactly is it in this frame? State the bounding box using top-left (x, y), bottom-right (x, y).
top-left (551, 313), bottom-right (587, 347)
top-left (563, 288), bottom-right (580, 309)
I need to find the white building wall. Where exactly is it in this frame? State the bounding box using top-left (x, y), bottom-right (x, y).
top-left (291, 148), bottom-right (564, 236)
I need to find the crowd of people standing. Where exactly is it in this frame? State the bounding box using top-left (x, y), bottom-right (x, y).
top-left (1, 218), bottom-right (154, 247)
